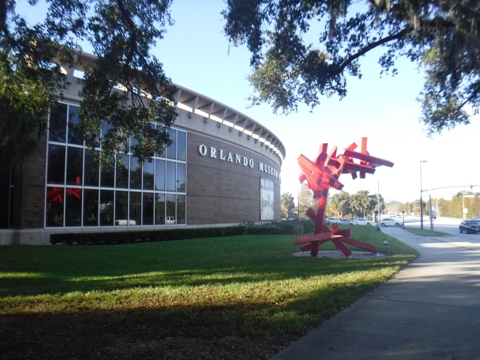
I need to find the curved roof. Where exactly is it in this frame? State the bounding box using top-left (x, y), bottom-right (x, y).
top-left (173, 85), bottom-right (286, 163)
top-left (61, 50), bottom-right (286, 164)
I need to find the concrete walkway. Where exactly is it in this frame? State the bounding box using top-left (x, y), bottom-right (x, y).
top-left (271, 227), bottom-right (480, 360)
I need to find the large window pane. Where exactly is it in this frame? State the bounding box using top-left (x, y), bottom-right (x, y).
top-left (100, 157), bottom-right (115, 188)
top-left (177, 195), bottom-right (185, 224)
top-left (49, 103), bottom-right (67, 142)
top-left (46, 186), bottom-right (64, 227)
top-left (155, 193), bottom-right (165, 224)
top-left (166, 128), bottom-right (176, 159)
top-left (47, 145), bottom-right (65, 184)
top-left (83, 189), bottom-right (99, 226)
top-left (143, 193), bottom-right (154, 225)
top-left (99, 190), bottom-right (114, 226)
top-left (130, 192), bottom-right (141, 225)
top-left (65, 187), bottom-right (82, 226)
top-left (46, 109), bottom-right (189, 230)
top-left (177, 131), bottom-right (186, 161)
top-left (143, 160), bottom-right (154, 190)
top-left (130, 137), bottom-right (138, 154)
top-left (66, 147), bottom-right (83, 185)
top-left (84, 149), bottom-right (99, 186)
top-left (101, 121), bottom-right (113, 149)
top-left (155, 159), bottom-right (165, 191)
top-left (115, 191), bottom-right (129, 224)
top-left (177, 163), bottom-right (186, 192)
top-left (67, 105), bottom-right (83, 145)
top-left (156, 126), bottom-right (167, 158)
top-left (130, 156), bottom-right (142, 189)
top-left (166, 194), bottom-right (176, 223)
top-left (116, 155), bottom-right (129, 189)
top-left (166, 161), bottom-right (176, 191)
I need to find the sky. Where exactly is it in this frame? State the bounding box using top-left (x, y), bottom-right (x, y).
top-left (20, 0), bottom-right (480, 203)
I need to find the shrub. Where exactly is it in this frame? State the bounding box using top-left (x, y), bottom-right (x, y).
top-left (243, 221), bottom-right (308, 235)
top-left (50, 225), bottom-right (246, 245)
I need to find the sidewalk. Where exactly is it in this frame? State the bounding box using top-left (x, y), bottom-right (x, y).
top-left (271, 227), bottom-right (480, 360)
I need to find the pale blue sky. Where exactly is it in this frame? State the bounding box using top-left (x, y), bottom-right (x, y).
top-left (155, 0), bottom-right (480, 204)
top-left (20, 0), bottom-right (480, 203)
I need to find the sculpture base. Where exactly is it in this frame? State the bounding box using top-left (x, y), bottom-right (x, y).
top-left (293, 251), bottom-right (385, 259)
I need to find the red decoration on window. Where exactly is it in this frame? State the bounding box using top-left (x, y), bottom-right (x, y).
top-left (295, 137), bottom-right (394, 257)
top-left (47, 176), bottom-right (82, 203)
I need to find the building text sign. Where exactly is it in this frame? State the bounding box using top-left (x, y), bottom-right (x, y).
top-left (198, 144), bottom-right (280, 179)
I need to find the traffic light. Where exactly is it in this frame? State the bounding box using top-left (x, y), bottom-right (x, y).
top-left (457, 192), bottom-right (463, 198)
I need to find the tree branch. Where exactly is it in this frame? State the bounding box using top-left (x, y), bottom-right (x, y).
top-left (114, 0), bottom-right (138, 66)
top-left (332, 28), bottom-right (408, 76)
top-left (0, 0), bottom-right (10, 42)
top-left (457, 82), bottom-right (480, 111)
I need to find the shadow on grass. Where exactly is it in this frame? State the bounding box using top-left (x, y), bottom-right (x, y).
top-left (0, 274), bottom-right (386, 337)
top-left (0, 227), bottom-right (418, 297)
top-left (0, 254), bottom-right (415, 295)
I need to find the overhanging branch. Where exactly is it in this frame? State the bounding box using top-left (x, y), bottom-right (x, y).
top-left (115, 0), bottom-right (138, 66)
top-left (332, 28), bottom-right (408, 76)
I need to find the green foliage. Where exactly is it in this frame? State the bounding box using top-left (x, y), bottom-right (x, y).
top-left (348, 190), bottom-right (378, 218)
top-left (324, 189), bottom-right (380, 218)
top-left (50, 225), bottom-right (246, 245)
top-left (327, 190), bottom-right (352, 218)
top-left (298, 183), bottom-right (318, 218)
top-left (404, 226), bottom-right (447, 237)
top-left (223, 0), bottom-right (480, 134)
top-left (280, 192), bottom-right (295, 218)
top-left (0, 40), bottom-right (66, 168)
top-left (0, 0), bottom-right (177, 168)
top-left (244, 220), bottom-right (310, 235)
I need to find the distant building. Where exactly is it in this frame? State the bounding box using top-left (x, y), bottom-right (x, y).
top-left (0, 51), bottom-right (285, 245)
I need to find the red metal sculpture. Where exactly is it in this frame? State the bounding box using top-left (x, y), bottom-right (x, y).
top-left (295, 137), bottom-right (394, 257)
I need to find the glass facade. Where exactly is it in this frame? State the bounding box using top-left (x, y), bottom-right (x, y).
top-left (45, 102), bottom-right (187, 228)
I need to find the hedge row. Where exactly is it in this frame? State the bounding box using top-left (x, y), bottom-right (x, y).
top-left (50, 225), bottom-right (247, 245)
top-left (50, 220), bottom-right (315, 245)
top-left (244, 220), bottom-right (314, 235)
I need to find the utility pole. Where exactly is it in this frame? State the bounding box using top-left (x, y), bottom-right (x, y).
top-left (420, 160), bottom-right (427, 230)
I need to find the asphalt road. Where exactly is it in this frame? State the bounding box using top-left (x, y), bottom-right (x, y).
top-left (406, 216), bottom-right (480, 245)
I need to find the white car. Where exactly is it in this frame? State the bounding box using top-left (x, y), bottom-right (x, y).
top-left (354, 218), bottom-right (376, 226)
top-left (380, 218), bottom-right (402, 227)
top-left (325, 217), bottom-right (340, 224)
top-left (338, 218), bottom-right (353, 225)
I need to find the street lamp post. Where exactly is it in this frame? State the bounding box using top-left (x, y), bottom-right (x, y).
top-left (420, 160), bottom-right (427, 230)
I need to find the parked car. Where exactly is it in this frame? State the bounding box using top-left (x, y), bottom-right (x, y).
top-left (337, 218), bottom-right (353, 225)
top-left (325, 217), bottom-right (340, 224)
top-left (380, 218), bottom-right (402, 227)
top-left (354, 218), bottom-right (376, 226)
top-left (471, 216), bottom-right (480, 221)
top-left (459, 220), bottom-right (480, 234)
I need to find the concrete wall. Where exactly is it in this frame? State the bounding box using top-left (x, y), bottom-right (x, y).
top-left (187, 132), bottom-right (280, 224)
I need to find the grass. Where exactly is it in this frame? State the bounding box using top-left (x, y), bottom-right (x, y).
top-left (404, 226), bottom-right (448, 237)
top-left (0, 226), bottom-right (418, 339)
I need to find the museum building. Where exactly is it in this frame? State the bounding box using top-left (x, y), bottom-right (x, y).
top-left (0, 51), bottom-right (286, 245)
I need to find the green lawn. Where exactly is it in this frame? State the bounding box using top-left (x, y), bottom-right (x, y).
top-left (404, 226), bottom-right (448, 237)
top-left (0, 226), bottom-right (418, 339)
